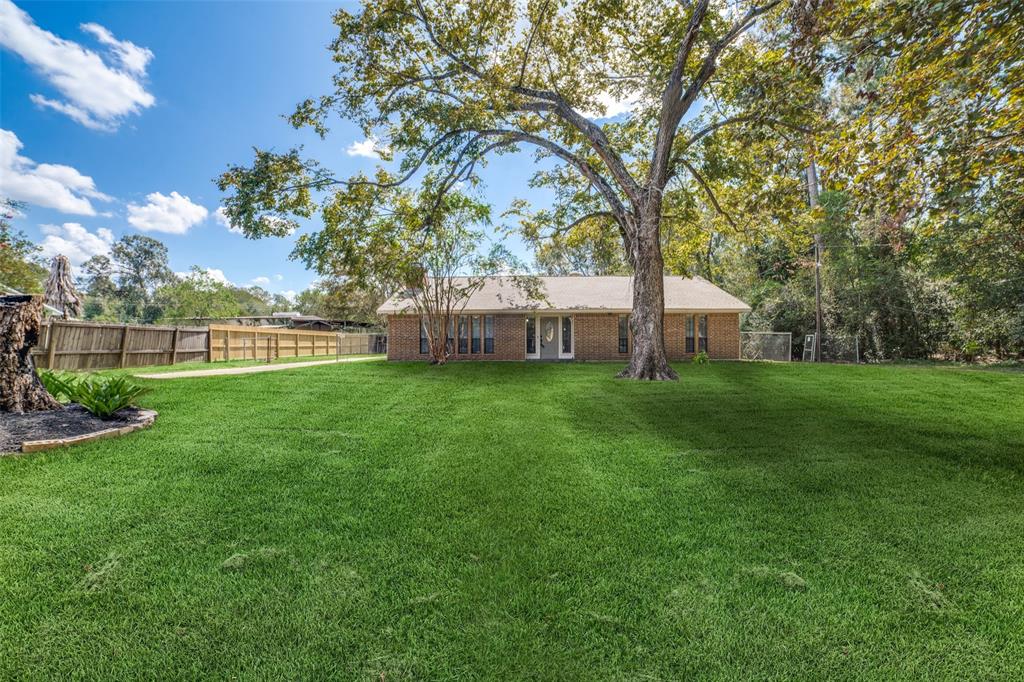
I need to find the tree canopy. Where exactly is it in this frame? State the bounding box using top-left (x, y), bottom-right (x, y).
top-left (219, 0), bottom-right (818, 378)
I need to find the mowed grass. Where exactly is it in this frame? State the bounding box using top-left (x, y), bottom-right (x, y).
top-left (1, 361), bottom-right (1022, 679)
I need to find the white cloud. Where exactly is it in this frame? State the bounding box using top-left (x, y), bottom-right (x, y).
top-left (79, 22), bottom-right (152, 76)
top-left (176, 267), bottom-right (232, 286)
top-left (345, 137), bottom-right (386, 159)
top-left (127, 191), bottom-right (208, 234)
top-left (274, 274), bottom-right (283, 281)
top-left (0, 129), bottom-right (111, 215)
top-left (280, 290), bottom-right (298, 303)
top-left (580, 92), bottom-right (636, 120)
top-left (203, 268), bottom-right (230, 285)
top-left (214, 206), bottom-right (243, 234)
top-left (251, 276), bottom-right (271, 287)
top-left (0, 1), bottom-right (155, 130)
top-left (37, 222), bottom-right (114, 266)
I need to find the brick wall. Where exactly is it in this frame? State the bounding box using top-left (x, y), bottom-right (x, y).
top-left (387, 314), bottom-right (525, 361)
top-left (706, 313), bottom-right (741, 359)
top-left (573, 312), bottom-right (740, 361)
top-left (387, 312), bottom-right (740, 361)
top-left (574, 314), bottom-right (629, 361)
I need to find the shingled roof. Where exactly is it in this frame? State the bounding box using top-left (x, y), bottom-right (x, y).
top-left (377, 276), bottom-right (751, 314)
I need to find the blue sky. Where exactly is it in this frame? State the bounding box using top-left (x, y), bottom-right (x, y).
top-left (1, 0), bottom-right (557, 298)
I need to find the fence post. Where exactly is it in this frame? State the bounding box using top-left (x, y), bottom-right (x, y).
top-left (171, 327), bottom-right (180, 365)
top-left (47, 321), bottom-right (60, 369)
top-left (206, 328), bottom-right (212, 363)
top-left (119, 326), bottom-right (130, 368)
top-left (225, 328), bottom-right (231, 362)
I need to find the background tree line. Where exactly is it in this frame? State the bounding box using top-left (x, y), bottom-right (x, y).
top-left (1, 220), bottom-right (383, 327)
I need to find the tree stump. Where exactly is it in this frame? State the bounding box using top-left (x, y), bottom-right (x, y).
top-left (1, 295), bottom-right (61, 413)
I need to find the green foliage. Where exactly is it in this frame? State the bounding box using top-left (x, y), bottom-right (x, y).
top-left (67, 375), bottom-right (147, 419)
top-left (37, 369), bottom-right (78, 403)
top-left (296, 278), bottom-right (385, 324)
top-left (38, 370), bottom-right (146, 418)
top-left (1, 198), bottom-right (46, 293)
top-left (79, 235), bottom-right (174, 323)
top-left (155, 266), bottom-right (244, 323)
top-left (218, 0), bottom-right (814, 298)
top-left (692, 350), bottom-right (709, 365)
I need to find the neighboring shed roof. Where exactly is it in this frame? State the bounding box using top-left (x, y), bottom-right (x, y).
top-left (377, 276), bottom-right (751, 314)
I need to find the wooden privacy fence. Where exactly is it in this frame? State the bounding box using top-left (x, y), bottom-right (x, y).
top-left (33, 320), bottom-right (209, 371)
top-left (208, 324), bottom-right (374, 362)
top-left (31, 320), bottom-right (385, 371)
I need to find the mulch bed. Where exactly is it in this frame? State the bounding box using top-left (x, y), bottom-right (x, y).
top-left (0, 405), bottom-right (152, 454)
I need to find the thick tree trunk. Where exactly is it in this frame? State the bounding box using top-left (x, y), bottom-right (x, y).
top-left (618, 208), bottom-right (678, 381)
top-left (1, 295), bottom-right (61, 413)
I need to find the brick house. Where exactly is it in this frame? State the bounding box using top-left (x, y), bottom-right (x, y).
top-left (378, 276), bottom-right (750, 362)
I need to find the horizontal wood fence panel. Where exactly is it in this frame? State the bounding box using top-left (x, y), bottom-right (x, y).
top-left (207, 324), bottom-right (382, 362)
top-left (31, 321), bottom-right (384, 370)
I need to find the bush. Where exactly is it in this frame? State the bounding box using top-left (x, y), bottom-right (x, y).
top-left (37, 370), bottom-right (146, 419)
top-left (692, 350), bottom-right (710, 365)
top-left (38, 369), bottom-right (79, 403)
top-left (72, 375), bottom-right (147, 419)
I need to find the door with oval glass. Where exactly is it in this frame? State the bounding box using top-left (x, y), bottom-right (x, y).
top-left (539, 316), bottom-right (559, 359)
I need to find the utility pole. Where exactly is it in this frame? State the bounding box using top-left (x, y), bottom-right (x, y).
top-left (808, 155), bottom-right (823, 363)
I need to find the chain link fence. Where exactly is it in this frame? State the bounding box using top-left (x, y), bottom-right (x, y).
top-left (821, 334), bottom-right (860, 363)
top-left (741, 332), bottom-right (792, 361)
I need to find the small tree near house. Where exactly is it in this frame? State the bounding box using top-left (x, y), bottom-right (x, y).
top-left (218, 179), bottom-right (536, 366)
top-left (402, 221), bottom-right (532, 365)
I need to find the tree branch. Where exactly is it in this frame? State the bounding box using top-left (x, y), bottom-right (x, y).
top-left (680, 160), bottom-right (738, 231)
top-left (411, 0), bottom-right (641, 204)
top-left (473, 129), bottom-right (631, 231)
top-left (649, 0), bottom-right (783, 187)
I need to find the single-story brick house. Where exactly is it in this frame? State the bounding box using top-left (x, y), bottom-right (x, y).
top-left (378, 276), bottom-right (751, 362)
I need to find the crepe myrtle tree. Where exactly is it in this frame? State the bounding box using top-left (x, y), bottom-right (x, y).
top-left (218, 175), bottom-right (532, 364)
top-left (217, 0), bottom-right (814, 379)
top-left (408, 221), bottom-right (524, 365)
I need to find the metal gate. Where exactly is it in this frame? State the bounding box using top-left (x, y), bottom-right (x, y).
top-left (741, 331), bottom-right (792, 361)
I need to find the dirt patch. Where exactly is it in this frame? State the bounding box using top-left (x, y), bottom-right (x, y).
top-left (0, 404), bottom-right (151, 454)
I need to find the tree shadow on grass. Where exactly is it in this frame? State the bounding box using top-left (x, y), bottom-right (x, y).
top-left (564, 361), bottom-right (1024, 475)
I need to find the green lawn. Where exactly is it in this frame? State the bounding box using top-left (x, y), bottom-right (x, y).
top-left (2, 361), bottom-right (1022, 679)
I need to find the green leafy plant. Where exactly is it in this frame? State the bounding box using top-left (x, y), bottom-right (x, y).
top-left (692, 350), bottom-right (710, 365)
top-left (37, 369), bottom-right (80, 403)
top-left (961, 341), bottom-right (983, 363)
top-left (71, 375), bottom-right (147, 419)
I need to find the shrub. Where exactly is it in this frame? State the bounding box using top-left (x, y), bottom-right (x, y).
top-left (71, 375), bottom-right (147, 419)
top-left (961, 340), bottom-right (983, 362)
top-left (692, 350), bottom-right (710, 365)
top-left (38, 370), bottom-right (146, 419)
top-left (38, 369), bottom-right (79, 403)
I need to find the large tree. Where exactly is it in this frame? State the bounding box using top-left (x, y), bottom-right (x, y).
top-left (80, 235), bottom-right (174, 322)
top-left (155, 267), bottom-right (244, 324)
top-left (218, 0), bottom-right (813, 379)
